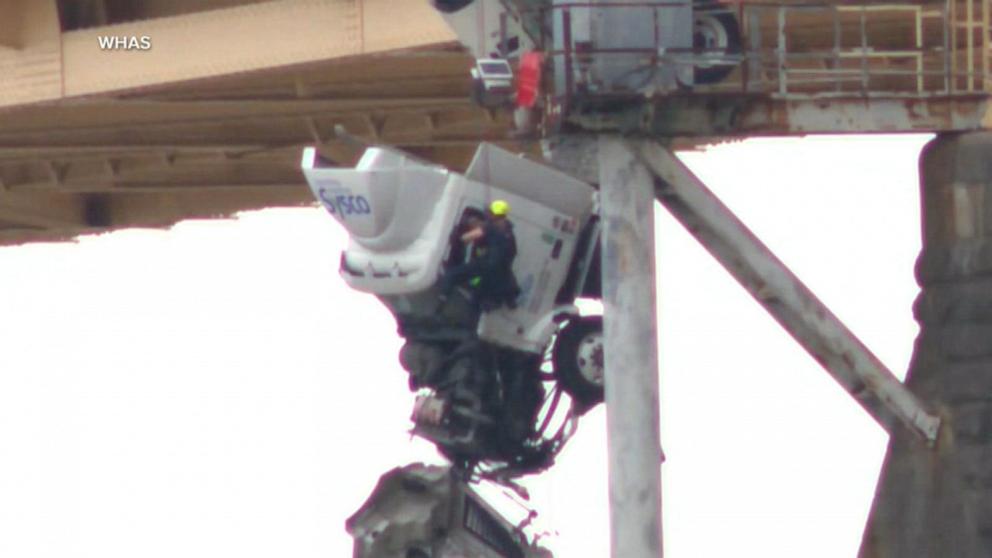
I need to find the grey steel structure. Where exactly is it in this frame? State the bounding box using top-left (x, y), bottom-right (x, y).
top-left (529, 2), bottom-right (951, 556)
top-left (598, 136), bottom-right (665, 558)
top-left (427, 0), bottom-right (992, 555)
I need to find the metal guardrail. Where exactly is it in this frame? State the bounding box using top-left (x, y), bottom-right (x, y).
top-left (540, 0), bottom-right (992, 99)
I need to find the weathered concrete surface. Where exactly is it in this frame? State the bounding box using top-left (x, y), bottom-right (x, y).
top-left (860, 132), bottom-right (992, 558)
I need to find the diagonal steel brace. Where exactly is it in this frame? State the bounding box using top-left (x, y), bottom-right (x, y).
top-left (633, 140), bottom-right (941, 446)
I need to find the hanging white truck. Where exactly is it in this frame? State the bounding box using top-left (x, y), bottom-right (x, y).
top-left (301, 143), bottom-right (604, 477)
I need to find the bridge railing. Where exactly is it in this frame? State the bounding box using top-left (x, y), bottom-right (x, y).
top-left (539, 0), bottom-right (992, 101)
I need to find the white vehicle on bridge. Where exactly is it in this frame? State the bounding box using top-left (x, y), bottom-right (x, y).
top-left (301, 143), bottom-right (604, 477)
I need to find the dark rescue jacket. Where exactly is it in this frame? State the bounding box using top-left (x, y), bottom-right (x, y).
top-left (476, 220), bottom-right (520, 306)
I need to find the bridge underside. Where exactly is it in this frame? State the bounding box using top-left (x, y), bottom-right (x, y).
top-left (0, 48), bottom-right (516, 245)
top-left (1, 0), bottom-right (992, 246)
top-left (0, 0), bottom-right (510, 245)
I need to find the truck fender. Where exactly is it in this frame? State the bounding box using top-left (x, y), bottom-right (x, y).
top-left (526, 304), bottom-right (580, 350)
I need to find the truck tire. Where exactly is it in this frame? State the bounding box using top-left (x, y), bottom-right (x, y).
top-left (432, 0), bottom-right (474, 14)
top-left (693, 1), bottom-right (741, 84)
top-left (552, 316), bottom-right (604, 408)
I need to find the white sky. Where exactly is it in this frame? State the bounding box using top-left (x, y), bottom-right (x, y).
top-left (0, 134), bottom-right (930, 557)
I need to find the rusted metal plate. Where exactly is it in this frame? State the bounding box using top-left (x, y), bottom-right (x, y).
top-left (567, 95), bottom-right (990, 136)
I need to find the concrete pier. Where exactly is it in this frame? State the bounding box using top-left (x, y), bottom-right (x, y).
top-left (861, 132), bottom-right (992, 558)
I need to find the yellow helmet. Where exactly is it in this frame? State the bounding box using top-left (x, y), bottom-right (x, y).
top-left (490, 199), bottom-right (510, 217)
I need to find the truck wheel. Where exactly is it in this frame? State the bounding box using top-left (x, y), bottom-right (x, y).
top-left (552, 316), bottom-right (604, 408)
top-left (432, 0), bottom-right (474, 14)
top-left (693, 1), bottom-right (741, 84)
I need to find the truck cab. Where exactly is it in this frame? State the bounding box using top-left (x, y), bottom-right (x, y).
top-left (301, 143), bottom-right (604, 476)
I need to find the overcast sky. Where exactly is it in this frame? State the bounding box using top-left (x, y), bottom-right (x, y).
top-left (0, 134), bottom-right (930, 557)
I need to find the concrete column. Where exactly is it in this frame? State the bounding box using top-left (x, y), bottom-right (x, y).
top-left (598, 136), bottom-right (664, 558)
top-left (860, 132), bottom-right (992, 558)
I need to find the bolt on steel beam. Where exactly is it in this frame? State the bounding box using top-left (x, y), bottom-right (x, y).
top-left (633, 139), bottom-right (940, 445)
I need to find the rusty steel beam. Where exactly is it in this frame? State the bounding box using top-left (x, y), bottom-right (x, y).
top-left (71, 183), bottom-right (305, 194)
top-left (0, 144), bottom-right (269, 157)
top-left (0, 98), bottom-right (473, 136)
top-left (0, 191), bottom-right (86, 229)
top-left (6, 181), bottom-right (306, 194)
top-left (571, 95), bottom-right (992, 137)
top-left (0, 228), bottom-right (87, 246)
top-left (3, 156), bottom-right (304, 192)
top-left (635, 140), bottom-right (941, 445)
top-left (103, 185), bottom-right (312, 228)
top-left (0, 106), bottom-right (502, 157)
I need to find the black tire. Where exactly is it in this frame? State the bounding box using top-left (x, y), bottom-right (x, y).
top-left (552, 316), bottom-right (604, 408)
top-left (432, 0), bottom-right (474, 14)
top-left (692, 2), bottom-right (741, 84)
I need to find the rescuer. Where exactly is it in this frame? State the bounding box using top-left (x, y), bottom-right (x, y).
top-left (439, 199), bottom-right (520, 310)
